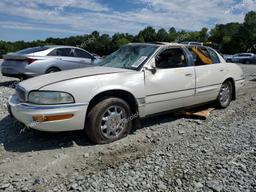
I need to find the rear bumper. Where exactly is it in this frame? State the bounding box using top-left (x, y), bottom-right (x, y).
top-left (1, 66), bottom-right (37, 78)
top-left (8, 95), bottom-right (88, 132)
top-left (2, 71), bottom-right (37, 79)
top-left (2, 73), bottom-right (27, 78)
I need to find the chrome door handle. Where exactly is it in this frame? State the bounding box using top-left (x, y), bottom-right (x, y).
top-left (185, 73), bottom-right (193, 76)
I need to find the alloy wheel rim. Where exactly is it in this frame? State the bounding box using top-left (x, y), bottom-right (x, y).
top-left (220, 83), bottom-right (231, 104)
top-left (100, 105), bottom-right (127, 139)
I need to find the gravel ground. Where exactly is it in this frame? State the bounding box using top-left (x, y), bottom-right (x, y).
top-left (0, 64), bottom-right (255, 192)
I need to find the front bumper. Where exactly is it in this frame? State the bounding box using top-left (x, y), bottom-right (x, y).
top-left (235, 78), bottom-right (245, 96)
top-left (8, 95), bottom-right (88, 132)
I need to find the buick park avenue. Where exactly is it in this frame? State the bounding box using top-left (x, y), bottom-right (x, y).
top-left (8, 43), bottom-right (245, 144)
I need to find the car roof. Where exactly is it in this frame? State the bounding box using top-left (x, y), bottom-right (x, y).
top-left (127, 42), bottom-right (212, 50)
top-left (236, 53), bottom-right (254, 54)
top-left (42, 45), bottom-right (82, 49)
top-left (128, 42), bottom-right (189, 48)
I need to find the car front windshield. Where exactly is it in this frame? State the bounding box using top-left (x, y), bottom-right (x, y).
top-left (98, 44), bottom-right (158, 70)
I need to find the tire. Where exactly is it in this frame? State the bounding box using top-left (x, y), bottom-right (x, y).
top-left (46, 67), bottom-right (60, 74)
top-left (85, 97), bottom-right (132, 144)
top-left (245, 60), bottom-right (251, 64)
top-left (19, 76), bottom-right (27, 81)
top-left (216, 81), bottom-right (233, 108)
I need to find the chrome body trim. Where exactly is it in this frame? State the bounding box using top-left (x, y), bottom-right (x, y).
top-left (8, 95), bottom-right (88, 110)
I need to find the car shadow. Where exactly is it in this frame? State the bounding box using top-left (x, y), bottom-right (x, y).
top-left (0, 80), bottom-right (18, 88)
top-left (1, 108), bottom-right (208, 153)
top-left (140, 112), bottom-right (180, 129)
top-left (1, 115), bottom-right (91, 153)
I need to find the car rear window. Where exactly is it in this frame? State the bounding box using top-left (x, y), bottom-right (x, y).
top-left (188, 46), bottom-right (213, 65)
top-left (16, 47), bottom-right (49, 54)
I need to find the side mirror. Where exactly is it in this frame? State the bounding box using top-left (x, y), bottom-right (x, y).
top-left (91, 55), bottom-right (96, 60)
top-left (145, 65), bottom-right (156, 74)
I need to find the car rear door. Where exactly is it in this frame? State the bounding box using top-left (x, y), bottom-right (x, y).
top-left (144, 47), bottom-right (196, 116)
top-left (192, 47), bottom-right (226, 104)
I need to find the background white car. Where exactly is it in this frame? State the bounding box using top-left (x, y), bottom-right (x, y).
top-left (1, 45), bottom-right (101, 79)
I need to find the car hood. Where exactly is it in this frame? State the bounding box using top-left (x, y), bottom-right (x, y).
top-left (19, 66), bottom-right (131, 91)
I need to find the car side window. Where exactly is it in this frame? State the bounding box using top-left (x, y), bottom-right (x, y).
top-left (75, 49), bottom-right (92, 59)
top-left (188, 46), bottom-right (213, 66)
top-left (48, 48), bottom-right (72, 57)
top-left (208, 48), bottom-right (220, 64)
top-left (155, 48), bottom-right (188, 69)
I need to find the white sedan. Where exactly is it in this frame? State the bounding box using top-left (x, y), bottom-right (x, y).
top-left (8, 43), bottom-right (245, 144)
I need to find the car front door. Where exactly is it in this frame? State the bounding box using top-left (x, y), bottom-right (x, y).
top-left (144, 47), bottom-right (196, 116)
top-left (74, 48), bottom-right (94, 67)
top-left (48, 48), bottom-right (82, 70)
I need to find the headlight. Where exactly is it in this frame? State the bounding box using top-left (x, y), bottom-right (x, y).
top-left (28, 91), bottom-right (74, 105)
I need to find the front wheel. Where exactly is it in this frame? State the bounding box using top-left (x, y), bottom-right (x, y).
top-left (85, 98), bottom-right (132, 144)
top-left (216, 81), bottom-right (233, 108)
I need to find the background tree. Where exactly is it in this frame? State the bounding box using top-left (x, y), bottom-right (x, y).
top-left (169, 27), bottom-right (177, 42)
top-left (209, 23), bottom-right (241, 53)
top-left (139, 26), bottom-right (157, 42)
top-left (157, 28), bottom-right (170, 42)
top-left (198, 28), bottom-right (208, 42)
top-left (239, 11), bottom-right (256, 52)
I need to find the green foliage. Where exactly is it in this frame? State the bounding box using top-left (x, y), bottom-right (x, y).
top-left (157, 28), bottom-right (170, 42)
top-left (169, 27), bottom-right (177, 41)
top-left (0, 11), bottom-right (255, 57)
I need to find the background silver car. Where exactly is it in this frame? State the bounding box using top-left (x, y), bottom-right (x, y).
top-left (227, 53), bottom-right (255, 64)
top-left (1, 45), bottom-right (100, 79)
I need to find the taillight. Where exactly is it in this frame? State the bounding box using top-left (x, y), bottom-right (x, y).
top-left (26, 58), bottom-right (37, 64)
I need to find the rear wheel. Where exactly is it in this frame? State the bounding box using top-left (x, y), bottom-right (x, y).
top-left (46, 67), bottom-right (60, 74)
top-left (19, 76), bottom-right (28, 81)
top-left (216, 81), bottom-right (233, 108)
top-left (245, 60), bottom-right (251, 64)
top-left (85, 98), bottom-right (132, 144)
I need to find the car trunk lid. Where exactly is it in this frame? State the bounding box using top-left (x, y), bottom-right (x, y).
top-left (3, 54), bottom-right (37, 65)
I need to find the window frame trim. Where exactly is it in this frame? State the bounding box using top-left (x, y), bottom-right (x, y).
top-left (154, 47), bottom-right (191, 69)
top-left (74, 48), bottom-right (93, 59)
top-left (206, 47), bottom-right (221, 64)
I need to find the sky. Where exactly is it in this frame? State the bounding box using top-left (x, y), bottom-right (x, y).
top-left (0, 0), bottom-right (255, 42)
